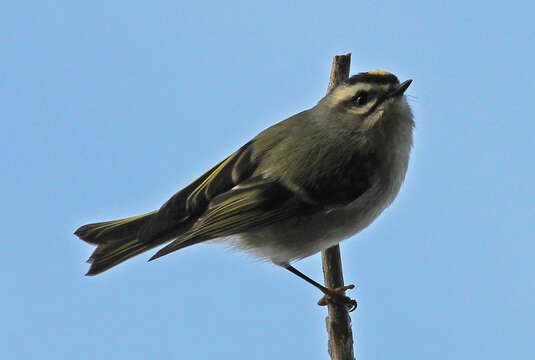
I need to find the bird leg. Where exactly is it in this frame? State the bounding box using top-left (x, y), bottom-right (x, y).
top-left (283, 264), bottom-right (357, 312)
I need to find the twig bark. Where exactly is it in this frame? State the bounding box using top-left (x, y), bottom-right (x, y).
top-left (321, 53), bottom-right (355, 360)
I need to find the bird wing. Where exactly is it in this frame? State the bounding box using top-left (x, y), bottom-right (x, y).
top-left (161, 141), bottom-right (258, 219)
top-left (149, 176), bottom-right (320, 260)
top-left (137, 141), bottom-right (260, 243)
top-left (142, 119), bottom-right (378, 258)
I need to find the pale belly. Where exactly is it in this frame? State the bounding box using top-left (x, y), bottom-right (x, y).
top-left (229, 180), bottom-right (397, 265)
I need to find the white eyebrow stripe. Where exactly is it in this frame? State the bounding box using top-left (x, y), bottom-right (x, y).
top-left (329, 83), bottom-right (392, 103)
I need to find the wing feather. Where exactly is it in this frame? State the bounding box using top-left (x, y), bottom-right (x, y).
top-left (138, 142), bottom-right (256, 243)
top-left (149, 179), bottom-right (320, 260)
top-left (161, 141), bottom-right (256, 218)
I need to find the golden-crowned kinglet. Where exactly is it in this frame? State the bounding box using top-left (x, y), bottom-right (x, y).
top-left (76, 71), bottom-right (413, 309)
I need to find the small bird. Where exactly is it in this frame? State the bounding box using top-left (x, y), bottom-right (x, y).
top-left (75, 71), bottom-right (414, 310)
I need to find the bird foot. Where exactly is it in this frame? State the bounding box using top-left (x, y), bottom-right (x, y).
top-left (317, 284), bottom-right (357, 312)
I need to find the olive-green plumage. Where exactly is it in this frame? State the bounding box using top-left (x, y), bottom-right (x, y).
top-left (75, 71), bottom-right (414, 276)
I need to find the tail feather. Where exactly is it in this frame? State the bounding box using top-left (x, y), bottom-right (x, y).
top-left (75, 211), bottom-right (179, 276)
top-left (85, 239), bottom-right (154, 276)
top-left (75, 212), bottom-right (157, 245)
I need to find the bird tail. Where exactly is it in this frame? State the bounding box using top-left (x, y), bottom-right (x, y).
top-left (75, 211), bottom-right (179, 276)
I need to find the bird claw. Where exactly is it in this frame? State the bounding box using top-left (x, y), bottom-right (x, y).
top-left (317, 284), bottom-right (357, 312)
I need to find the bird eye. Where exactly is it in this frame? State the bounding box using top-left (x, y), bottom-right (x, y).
top-left (354, 91), bottom-right (368, 107)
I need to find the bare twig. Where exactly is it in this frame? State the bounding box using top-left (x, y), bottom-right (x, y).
top-left (321, 53), bottom-right (355, 360)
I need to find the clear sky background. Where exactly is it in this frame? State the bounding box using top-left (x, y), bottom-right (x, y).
top-left (2, 1), bottom-right (534, 359)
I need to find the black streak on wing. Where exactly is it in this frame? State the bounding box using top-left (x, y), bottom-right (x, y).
top-left (138, 142), bottom-right (258, 244)
top-left (148, 179), bottom-right (320, 261)
top-left (159, 141), bottom-right (256, 220)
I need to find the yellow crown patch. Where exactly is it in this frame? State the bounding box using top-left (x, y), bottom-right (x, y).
top-left (367, 70), bottom-right (391, 76)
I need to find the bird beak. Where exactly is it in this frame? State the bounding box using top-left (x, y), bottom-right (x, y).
top-left (388, 79), bottom-right (412, 98)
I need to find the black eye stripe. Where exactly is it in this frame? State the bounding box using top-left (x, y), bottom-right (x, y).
top-left (353, 91), bottom-right (369, 107)
top-left (362, 94), bottom-right (389, 116)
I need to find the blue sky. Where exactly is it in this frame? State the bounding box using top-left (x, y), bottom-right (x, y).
top-left (2, 1), bottom-right (534, 359)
